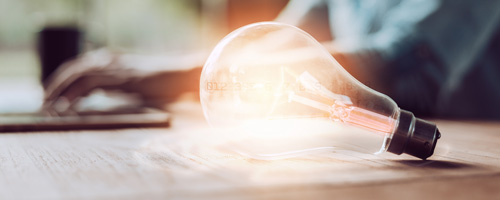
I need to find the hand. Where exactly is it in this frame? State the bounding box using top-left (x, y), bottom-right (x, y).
top-left (43, 49), bottom-right (204, 114)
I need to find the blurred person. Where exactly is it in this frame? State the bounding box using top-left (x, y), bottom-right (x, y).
top-left (44, 0), bottom-right (500, 119)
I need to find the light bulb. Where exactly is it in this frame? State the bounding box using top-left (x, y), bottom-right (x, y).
top-left (200, 22), bottom-right (440, 160)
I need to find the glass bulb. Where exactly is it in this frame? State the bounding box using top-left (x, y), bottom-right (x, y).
top-left (200, 22), bottom-right (440, 160)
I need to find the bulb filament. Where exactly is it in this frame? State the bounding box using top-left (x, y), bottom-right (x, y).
top-left (288, 72), bottom-right (396, 134)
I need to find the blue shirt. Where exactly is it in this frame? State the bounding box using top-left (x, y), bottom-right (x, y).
top-left (278, 0), bottom-right (500, 118)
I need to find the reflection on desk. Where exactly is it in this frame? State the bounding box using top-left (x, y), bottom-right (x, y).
top-left (0, 101), bottom-right (499, 200)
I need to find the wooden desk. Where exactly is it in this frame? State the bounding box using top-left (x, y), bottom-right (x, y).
top-left (1, 101), bottom-right (499, 200)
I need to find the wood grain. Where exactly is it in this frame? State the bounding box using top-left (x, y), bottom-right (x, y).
top-left (1, 101), bottom-right (500, 200)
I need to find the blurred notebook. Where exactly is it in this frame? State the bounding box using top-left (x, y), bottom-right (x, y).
top-left (0, 109), bottom-right (171, 133)
top-left (0, 81), bottom-right (171, 133)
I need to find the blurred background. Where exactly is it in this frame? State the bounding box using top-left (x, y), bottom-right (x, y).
top-left (0, 0), bottom-right (288, 113)
top-left (0, 0), bottom-right (289, 77)
top-left (1, 0), bottom-right (500, 119)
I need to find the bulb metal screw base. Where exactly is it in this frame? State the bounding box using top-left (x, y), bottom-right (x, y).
top-left (387, 109), bottom-right (441, 160)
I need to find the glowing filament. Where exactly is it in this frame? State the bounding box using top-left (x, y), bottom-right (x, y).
top-left (289, 72), bottom-right (396, 134)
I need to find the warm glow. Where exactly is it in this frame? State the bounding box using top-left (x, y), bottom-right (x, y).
top-left (200, 22), bottom-right (400, 159)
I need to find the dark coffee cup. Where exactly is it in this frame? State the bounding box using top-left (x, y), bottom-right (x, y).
top-left (37, 26), bottom-right (81, 83)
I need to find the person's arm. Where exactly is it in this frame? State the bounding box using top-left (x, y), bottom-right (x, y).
top-left (43, 49), bottom-right (205, 113)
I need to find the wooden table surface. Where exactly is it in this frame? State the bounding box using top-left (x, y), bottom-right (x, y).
top-left (1, 101), bottom-right (499, 200)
